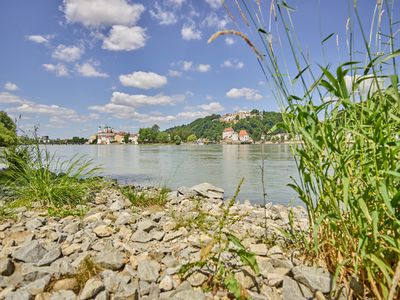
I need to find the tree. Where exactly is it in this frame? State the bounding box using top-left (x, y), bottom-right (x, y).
top-left (156, 132), bottom-right (170, 143)
top-left (174, 135), bottom-right (181, 145)
top-left (123, 133), bottom-right (130, 144)
top-left (0, 111), bottom-right (17, 147)
top-left (151, 124), bottom-right (160, 133)
top-left (187, 134), bottom-right (197, 142)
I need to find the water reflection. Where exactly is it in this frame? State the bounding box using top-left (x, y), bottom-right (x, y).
top-left (44, 144), bottom-right (300, 205)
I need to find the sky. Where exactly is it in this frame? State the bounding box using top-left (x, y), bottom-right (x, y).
top-left (0, 0), bottom-right (395, 138)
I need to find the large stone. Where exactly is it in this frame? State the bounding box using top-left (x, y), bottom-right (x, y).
top-left (63, 222), bottom-right (80, 235)
top-left (93, 225), bottom-right (112, 238)
top-left (169, 284), bottom-right (206, 300)
top-left (187, 272), bottom-right (208, 287)
top-left (12, 240), bottom-right (47, 263)
top-left (282, 276), bottom-right (313, 300)
top-left (0, 257), bottom-right (15, 276)
top-left (80, 277), bottom-right (105, 300)
top-left (94, 250), bottom-right (125, 271)
top-left (190, 183), bottom-right (224, 199)
top-left (101, 270), bottom-right (131, 293)
top-left (249, 244), bottom-right (269, 256)
top-left (21, 274), bottom-right (51, 295)
top-left (26, 218), bottom-right (44, 231)
top-left (49, 290), bottom-right (77, 300)
top-left (115, 212), bottom-right (132, 225)
top-left (131, 230), bottom-right (153, 243)
top-left (234, 268), bottom-right (257, 289)
top-left (37, 247), bottom-right (62, 266)
top-left (292, 266), bottom-right (333, 293)
top-left (4, 289), bottom-right (32, 300)
top-left (137, 260), bottom-right (160, 282)
top-left (136, 220), bottom-right (156, 233)
top-left (52, 278), bottom-right (78, 291)
top-left (159, 275), bottom-right (175, 291)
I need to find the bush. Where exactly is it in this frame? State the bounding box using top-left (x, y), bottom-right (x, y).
top-left (0, 144), bottom-right (101, 207)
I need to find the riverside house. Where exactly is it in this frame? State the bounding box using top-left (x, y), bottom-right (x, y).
top-left (97, 125), bottom-right (115, 144)
top-left (222, 128), bottom-right (252, 144)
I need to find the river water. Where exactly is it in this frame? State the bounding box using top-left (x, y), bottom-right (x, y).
top-left (44, 144), bottom-right (300, 205)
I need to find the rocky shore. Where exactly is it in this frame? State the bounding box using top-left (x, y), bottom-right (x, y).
top-left (0, 183), bottom-right (336, 300)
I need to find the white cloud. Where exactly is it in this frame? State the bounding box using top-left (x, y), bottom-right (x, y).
top-left (226, 88), bottom-right (263, 100)
top-left (102, 25), bottom-right (147, 51)
top-left (176, 61), bottom-right (210, 73)
top-left (182, 61), bottom-right (193, 71)
top-left (222, 59), bottom-right (244, 69)
top-left (43, 63), bottom-right (70, 77)
top-left (203, 12), bottom-right (229, 29)
top-left (62, 0), bottom-right (145, 27)
top-left (205, 0), bottom-right (222, 9)
top-left (168, 70), bottom-right (182, 77)
top-left (0, 92), bottom-right (28, 104)
top-left (119, 71), bottom-right (167, 89)
top-left (52, 44), bottom-right (83, 62)
top-left (111, 91), bottom-right (185, 107)
top-left (150, 3), bottom-right (177, 25)
top-left (197, 101), bottom-right (224, 112)
top-left (10, 102), bottom-right (76, 116)
top-left (75, 63), bottom-right (109, 78)
top-left (181, 23), bottom-right (202, 40)
top-left (197, 64), bottom-right (211, 72)
top-left (225, 37), bottom-right (235, 45)
top-left (25, 34), bottom-right (54, 44)
top-left (4, 82), bottom-right (18, 91)
top-left (258, 80), bottom-right (266, 86)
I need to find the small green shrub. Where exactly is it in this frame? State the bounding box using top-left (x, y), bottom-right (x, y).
top-left (121, 185), bottom-right (170, 207)
top-left (0, 144), bottom-right (101, 208)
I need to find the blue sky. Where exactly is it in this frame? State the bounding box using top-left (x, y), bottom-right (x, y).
top-left (0, 0), bottom-right (395, 138)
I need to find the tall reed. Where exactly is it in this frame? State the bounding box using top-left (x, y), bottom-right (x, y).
top-left (211, 0), bottom-right (400, 298)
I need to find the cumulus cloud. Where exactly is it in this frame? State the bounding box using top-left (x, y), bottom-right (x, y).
top-left (205, 0), bottom-right (222, 9)
top-left (182, 61), bottom-right (193, 71)
top-left (10, 102), bottom-right (76, 116)
top-left (222, 59), bottom-right (244, 69)
top-left (119, 71), bottom-right (167, 89)
top-left (197, 64), bottom-right (211, 72)
top-left (0, 92), bottom-right (28, 104)
top-left (226, 88), bottom-right (263, 100)
top-left (111, 91), bottom-right (185, 107)
top-left (150, 3), bottom-right (177, 25)
top-left (102, 25), bottom-right (147, 51)
top-left (197, 101), bottom-right (224, 112)
top-left (25, 34), bottom-right (54, 44)
top-left (62, 0), bottom-right (145, 27)
top-left (168, 70), bottom-right (182, 77)
top-left (75, 63), bottom-right (109, 78)
top-left (181, 23), bottom-right (202, 40)
top-left (175, 61), bottom-right (210, 73)
top-left (43, 63), bottom-right (70, 77)
top-left (4, 82), bottom-right (18, 91)
top-left (203, 12), bottom-right (229, 29)
top-left (52, 44), bottom-right (83, 62)
top-left (225, 37), bottom-right (235, 45)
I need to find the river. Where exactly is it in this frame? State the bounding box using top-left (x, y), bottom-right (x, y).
top-left (44, 144), bottom-right (300, 205)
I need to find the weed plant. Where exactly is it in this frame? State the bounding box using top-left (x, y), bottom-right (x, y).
top-left (0, 144), bottom-right (101, 208)
top-left (210, 0), bottom-right (400, 298)
top-left (179, 179), bottom-right (259, 300)
top-left (121, 185), bottom-right (170, 207)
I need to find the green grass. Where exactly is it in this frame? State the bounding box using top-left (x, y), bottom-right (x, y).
top-left (210, 1), bottom-right (400, 298)
top-left (120, 185), bottom-right (170, 207)
top-left (0, 144), bottom-right (101, 208)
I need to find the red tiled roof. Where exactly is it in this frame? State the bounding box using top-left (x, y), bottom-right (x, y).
top-left (223, 127), bottom-right (234, 132)
top-left (239, 130), bottom-right (248, 136)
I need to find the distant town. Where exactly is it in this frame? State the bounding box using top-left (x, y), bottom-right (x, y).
top-left (39, 110), bottom-right (300, 145)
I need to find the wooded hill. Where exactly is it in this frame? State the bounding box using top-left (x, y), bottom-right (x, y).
top-left (165, 110), bottom-right (284, 142)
